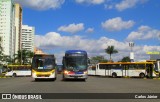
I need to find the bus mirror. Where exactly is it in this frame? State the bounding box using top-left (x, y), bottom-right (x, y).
top-left (88, 58), bottom-right (90, 64)
top-left (62, 56), bottom-right (65, 65)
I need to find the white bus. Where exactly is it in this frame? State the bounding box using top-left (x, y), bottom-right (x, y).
top-left (5, 65), bottom-right (31, 77)
top-left (146, 60), bottom-right (160, 72)
top-left (88, 62), bottom-right (159, 78)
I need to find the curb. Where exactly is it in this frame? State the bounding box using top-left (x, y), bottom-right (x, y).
top-left (0, 76), bottom-right (10, 78)
top-left (124, 76), bottom-right (130, 78)
top-left (153, 78), bottom-right (160, 80)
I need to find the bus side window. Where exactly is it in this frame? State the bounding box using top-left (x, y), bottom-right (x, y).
top-left (111, 65), bottom-right (115, 69)
top-left (111, 64), bottom-right (121, 69)
top-left (106, 65), bottom-right (110, 70)
top-left (122, 65), bottom-right (126, 70)
top-left (129, 65), bottom-right (136, 70)
top-left (125, 65), bottom-right (129, 70)
top-left (92, 66), bottom-right (96, 70)
top-left (137, 64), bottom-right (145, 69)
top-left (99, 64), bottom-right (105, 69)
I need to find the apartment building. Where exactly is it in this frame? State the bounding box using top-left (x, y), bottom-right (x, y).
top-left (14, 3), bottom-right (22, 54)
top-left (21, 25), bottom-right (35, 52)
top-left (0, 0), bottom-right (14, 57)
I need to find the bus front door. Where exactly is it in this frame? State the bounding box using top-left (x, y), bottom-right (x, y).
top-left (146, 64), bottom-right (153, 78)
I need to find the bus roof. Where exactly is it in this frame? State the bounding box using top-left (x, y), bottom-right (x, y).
top-left (98, 62), bottom-right (154, 65)
top-left (33, 54), bottom-right (55, 58)
top-left (65, 50), bottom-right (87, 54)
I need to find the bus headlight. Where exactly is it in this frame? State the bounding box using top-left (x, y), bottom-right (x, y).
top-left (32, 70), bottom-right (37, 77)
top-left (83, 71), bottom-right (88, 75)
top-left (51, 71), bottom-right (55, 75)
top-left (64, 70), bottom-right (69, 74)
top-left (33, 72), bottom-right (37, 76)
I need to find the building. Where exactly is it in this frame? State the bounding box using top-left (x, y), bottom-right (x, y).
top-left (21, 25), bottom-right (34, 52)
top-left (0, 0), bottom-right (14, 57)
top-left (14, 3), bottom-right (22, 54)
top-left (34, 47), bottom-right (45, 54)
top-left (146, 51), bottom-right (160, 60)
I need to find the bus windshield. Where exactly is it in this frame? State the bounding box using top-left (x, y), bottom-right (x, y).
top-left (65, 56), bottom-right (87, 71)
top-left (32, 58), bottom-right (55, 69)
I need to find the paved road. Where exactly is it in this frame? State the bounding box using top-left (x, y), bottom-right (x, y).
top-left (0, 75), bottom-right (160, 102)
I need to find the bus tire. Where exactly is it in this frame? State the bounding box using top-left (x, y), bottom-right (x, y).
top-left (112, 73), bottom-right (117, 78)
top-left (35, 78), bottom-right (40, 81)
top-left (12, 73), bottom-right (17, 77)
top-left (52, 78), bottom-right (56, 81)
top-left (82, 79), bottom-right (86, 81)
top-left (139, 73), bottom-right (145, 78)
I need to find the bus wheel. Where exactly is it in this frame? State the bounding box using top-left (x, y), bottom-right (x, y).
top-left (52, 78), bottom-right (56, 81)
top-left (82, 79), bottom-right (86, 81)
top-left (12, 73), bottom-right (17, 77)
top-left (139, 73), bottom-right (145, 78)
top-left (112, 73), bottom-right (117, 78)
top-left (35, 78), bottom-right (39, 81)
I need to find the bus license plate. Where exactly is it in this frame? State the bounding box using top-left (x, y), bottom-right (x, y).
top-left (74, 76), bottom-right (78, 78)
top-left (39, 75), bottom-right (47, 77)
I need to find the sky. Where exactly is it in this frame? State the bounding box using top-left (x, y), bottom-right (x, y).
top-left (13, 0), bottom-right (160, 64)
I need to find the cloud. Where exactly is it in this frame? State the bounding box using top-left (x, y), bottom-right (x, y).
top-left (105, 0), bottom-right (148, 11)
top-left (85, 28), bottom-right (94, 33)
top-left (115, 0), bottom-right (139, 11)
top-left (101, 17), bottom-right (135, 32)
top-left (13, 0), bottom-right (65, 10)
top-left (75, 0), bottom-right (105, 5)
top-left (35, 32), bottom-right (160, 64)
top-left (126, 25), bottom-right (160, 41)
top-left (58, 23), bottom-right (84, 34)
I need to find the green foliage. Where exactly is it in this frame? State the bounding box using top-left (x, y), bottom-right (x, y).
top-left (0, 37), bottom-right (5, 65)
top-left (120, 56), bottom-right (131, 62)
top-left (105, 46), bottom-right (118, 61)
top-left (14, 50), bottom-right (34, 65)
top-left (90, 56), bottom-right (108, 64)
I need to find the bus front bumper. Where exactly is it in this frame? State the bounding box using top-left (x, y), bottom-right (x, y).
top-left (64, 74), bottom-right (88, 79)
top-left (32, 73), bottom-right (56, 79)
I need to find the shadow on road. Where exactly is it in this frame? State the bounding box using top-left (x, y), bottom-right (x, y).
top-left (31, 79), bottom-right (56, 82)
top-left (61, 79), bottom-right (86, 82)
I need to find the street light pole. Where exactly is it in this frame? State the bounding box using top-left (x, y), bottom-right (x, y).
top-left (129, 42), bottom-right (134, 62)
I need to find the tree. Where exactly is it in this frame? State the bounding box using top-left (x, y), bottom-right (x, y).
top-left (0, 37), bottom-right (3, 65)
top-left (90, 56), bottom-right (108, 64)
top-left (0, 37), bottom-right (13, 65)
top-left (105, 46), bottom-right (118, 61)
top-left (120, 56), bottom-right (131, 62)
top-left (14, 50), bottom-right (34, 65)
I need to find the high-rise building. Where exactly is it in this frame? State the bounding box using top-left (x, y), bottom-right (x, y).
top-left (14, 3), bottom-right (22, 54)
top-left (21, 25), bottom-right (35, 52)
top-left (0, 0), bottom-right (14, 57)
